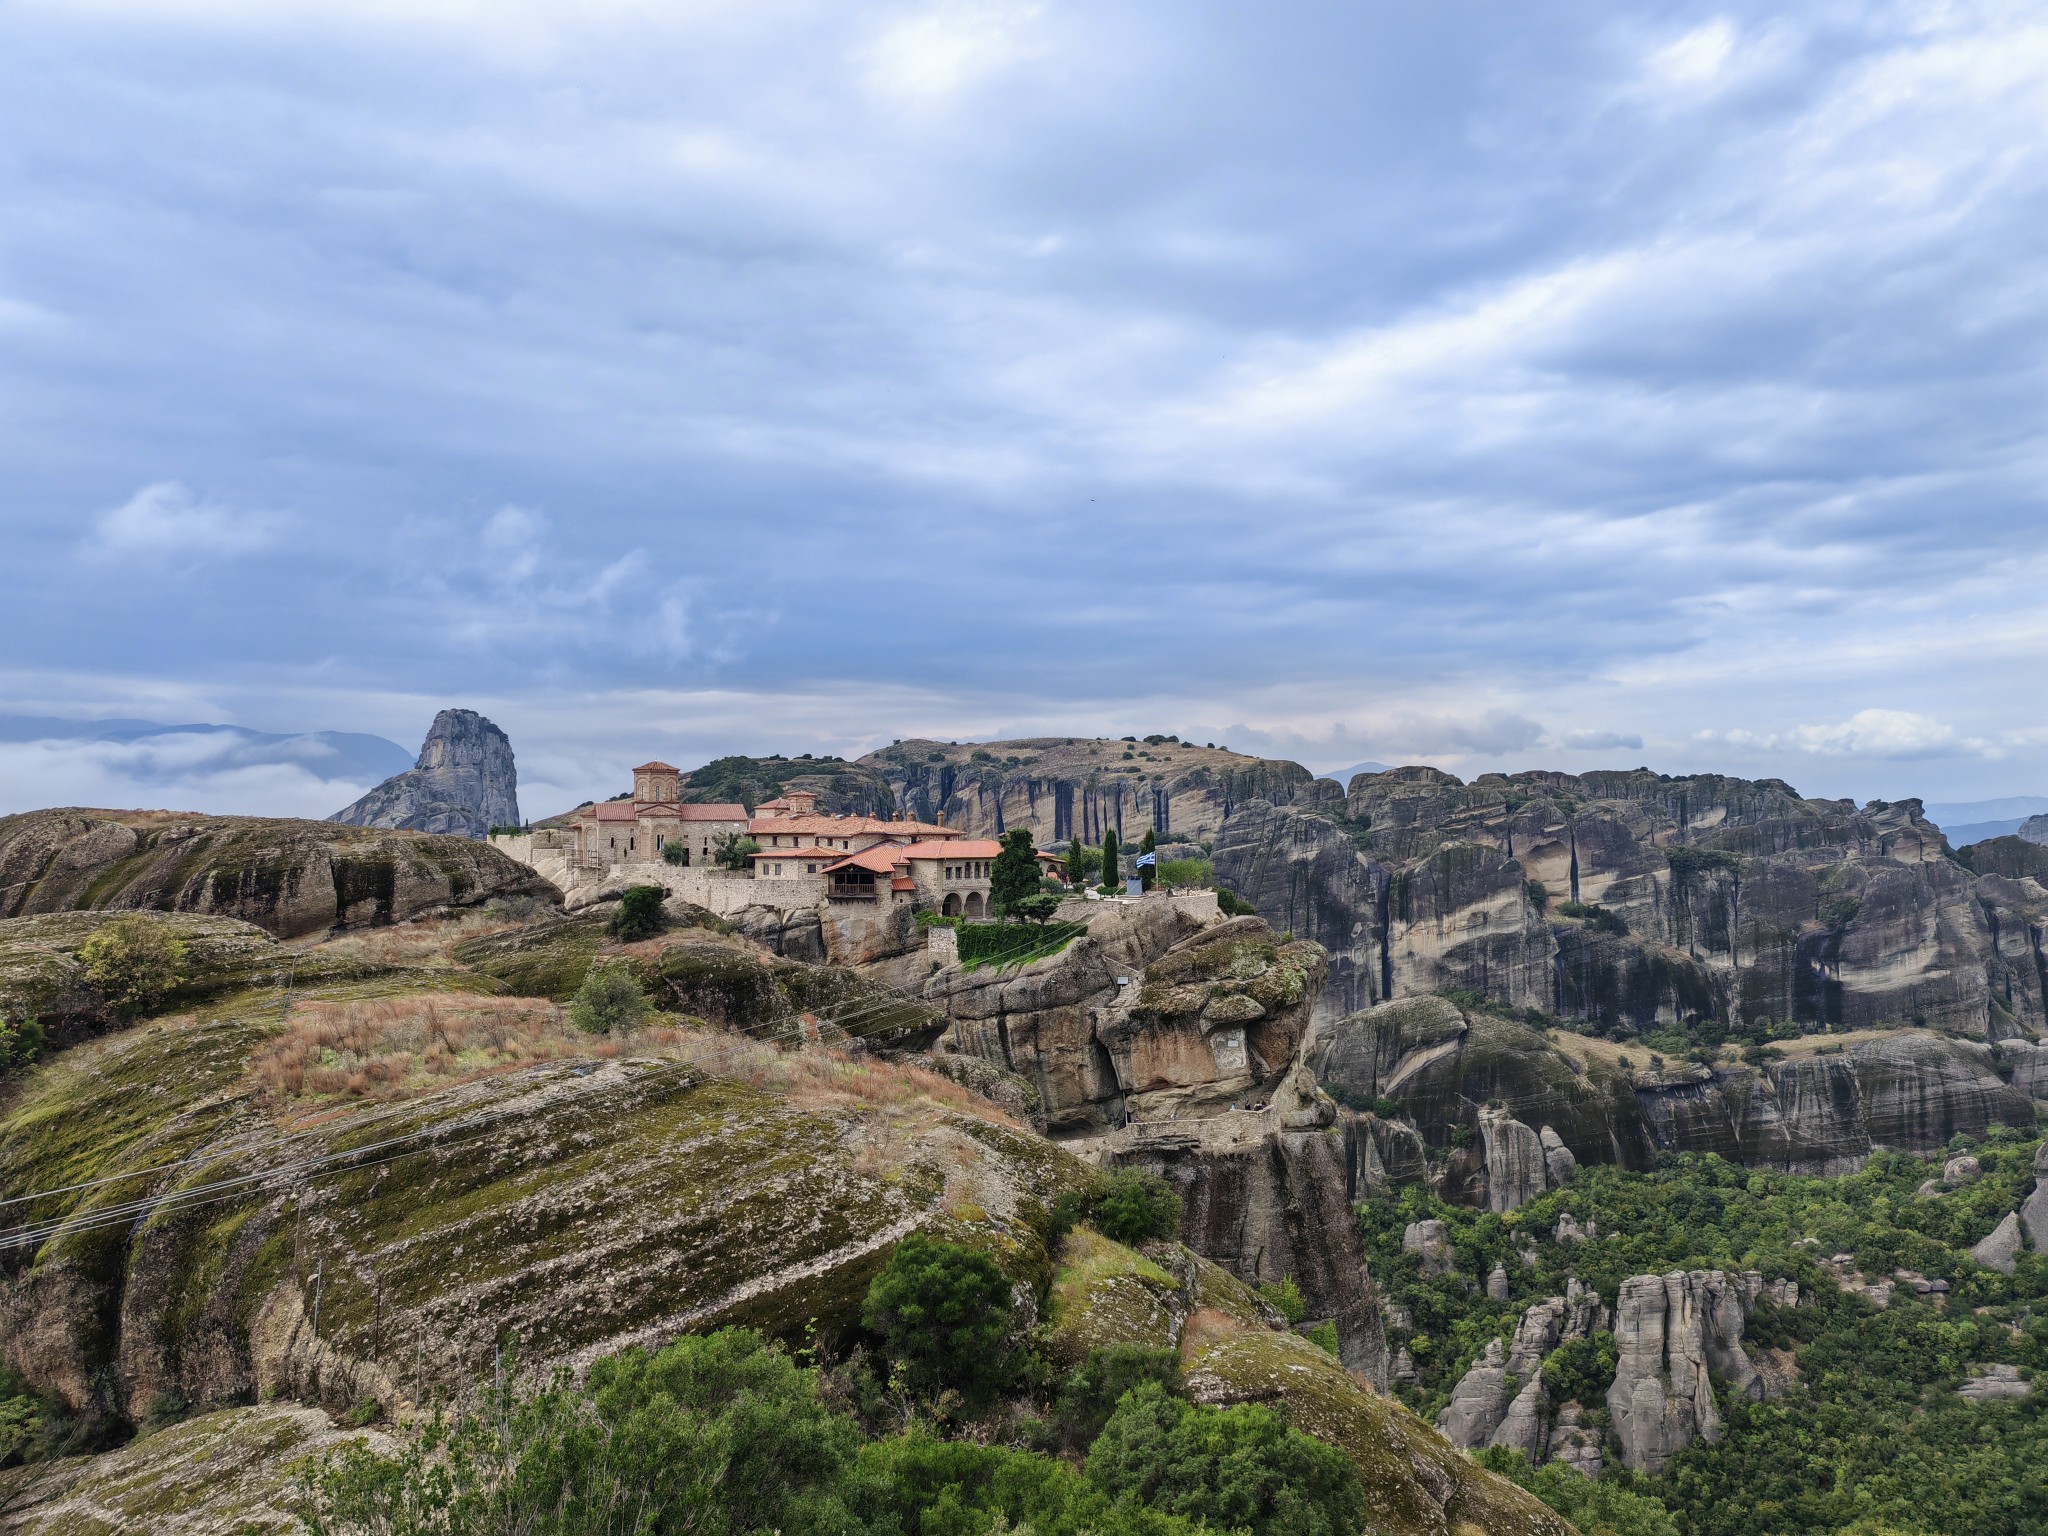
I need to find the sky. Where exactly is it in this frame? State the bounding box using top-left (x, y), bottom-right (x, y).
top-left (1, 0), bottom-right (2044, 820)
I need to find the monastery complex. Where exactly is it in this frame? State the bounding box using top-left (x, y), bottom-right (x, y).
top-left (490, 760), bottom-right (1061, 920)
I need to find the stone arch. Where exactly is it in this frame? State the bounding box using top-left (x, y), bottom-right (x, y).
top-left (964, 891), bottom-right (985, 919)
top-left (942, 893), bottom-right (963, 917)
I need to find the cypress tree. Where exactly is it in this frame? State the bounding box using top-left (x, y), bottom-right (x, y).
top-left (1102, 829), bottom-right (1119, 890)
top-left (1139, 827), bottom-right (1157, 890)
top-left (1067, 834), bottom-right (1085, 885)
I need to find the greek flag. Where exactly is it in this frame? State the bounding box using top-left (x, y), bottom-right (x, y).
top-left (1135, 852), bottom-right (1156, 867)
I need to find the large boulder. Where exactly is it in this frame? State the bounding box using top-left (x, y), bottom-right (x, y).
top-left (0, 807), bottom-right (557, 939)
top-left (329, 708), bottom-right (520, 839)
top-left (1608, 1270), bottom-right (1764, 1473)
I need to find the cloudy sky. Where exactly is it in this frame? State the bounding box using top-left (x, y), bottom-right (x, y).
top-left (2, 0), bottom-right (2044, 818)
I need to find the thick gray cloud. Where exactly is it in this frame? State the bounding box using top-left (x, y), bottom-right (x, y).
top-left (1, 0), bottom-right (2043, 812)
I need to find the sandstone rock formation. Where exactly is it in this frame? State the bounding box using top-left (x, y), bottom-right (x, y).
top-left (860, 736), bottom-right (1313, 847)
top-left (0, 808), bottom-right (556, 939)
top-left (1438, 1338), bottom-right (1511, 1449)
top-left (1959, 1363), bottom-right (2033, 1401)
top-left (1478, 1105), bottom-right (1553, 1211)
top-left (1317, 993), bottom-right (2036, 1180)
top-left (1608, 1270), bottom-right (1766, 1472)
top-left (1216, 767), bottom-right (2048, 1040)
top-left (2023, 1144), bottom-right (2048, 1253)
top-left (1402, 1219), bottom-right (1455, 1275)
top-left (330, 708), bottom-right (519, 839)
top-left (1972, 1212), bottom-right (2024, 1274)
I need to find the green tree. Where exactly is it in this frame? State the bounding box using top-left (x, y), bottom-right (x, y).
top-left (1258, 1277), bottom-right (1306, 1324)
top-left (1473, 1450), bottom-right (1678, 1536)
top-left (1139, 828), bottom-right (1157, 891)
top-left (303, 1329), bottom-right (863, 1536)
top-left (990, 829), bottom-right (1041, 919)
top-left (1093, 1169), bottom-right (1183, 1245)
top-left (710, 832), bottom-right (760, 871)
top-left (606, 885), bottom-right (668, 943)
top-left (77, 914), bottom-right (188, 1018)
top-left (1102, 829), bottom-right (1120, 890)
top-left (1013, 892), bottom-right (1065, 925)
top-left (861, 1233), bottom-right (1017, 1406)
top-left (1086, 1382), bottom-right (1365, 1536)
top-left (1068, 833), bottom-right (1087, 884)
top-left (566, 960), bottom-right (650, 1034)
top-left (1054, 1345), bottom-right (1184, 1449)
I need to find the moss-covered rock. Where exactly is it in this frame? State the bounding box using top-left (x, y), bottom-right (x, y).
top-left (0, 1402), bottom-right (391, 1534)
top-left (0, 809), bottom-right (560, 939)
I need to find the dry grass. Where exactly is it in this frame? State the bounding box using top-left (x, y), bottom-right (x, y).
top-left (251, 990), bottom-right (1019, 1130)
top-left (289, 909), bottom-right (533, 971)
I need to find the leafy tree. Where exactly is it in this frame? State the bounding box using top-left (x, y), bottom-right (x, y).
top-left (606, 885), bottom-right (667, 942)
top-left (302, 1330), bottom-right (863, 1536)
top-left (1086, 1382), bottom-right (1365, 1536)
top-left (1093, 1169), bottom-right (1183, 1246)
top-left (1216, 887), bottom-right (1257, 917)
top-left (660, 838), bottom-right (690, 865)
top-left (1053, 1345), bottom-right (1184, 1449)
top-left (1013, 892), bottom-right (1065, 925)
top-left (1067, 834), bottom-right (1089, 883)
top-left (1540, 1331), bottom-right (1616, 1406)
top-left (1102, 829), bottom-right (1120, 890)
top-left (1139, 828), bottom-right (1157, 891)
top-left (853, 1429), bottom-right (1206, 1536)
top-left (1475, 1450), bottom-right (1678, 1536)
top-left (566, 960), bottom-right (649, 1034)
top-left (711, 832), bottom-right (761, 871)
top-left (77, 914), bottom-right (187, 1018)
top-left (862, 1233), bottom-right (1017, 1406)
top-left (990, 829), bottom-right (1041, 918)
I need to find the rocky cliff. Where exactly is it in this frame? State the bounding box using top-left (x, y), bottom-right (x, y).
top-left (1316, 992), bottom-right (2037, 1184)
top-left (858, 736), bottom-right (1313, 846)
top-left (329, 708), bottom-right (519, 839)
top-left (1607, 1270), bottom-right (1768, 1473)
top-left (1215, 767), bottom-right (2048, 1041)
top-left (0, 808), bottom-right (557, 939)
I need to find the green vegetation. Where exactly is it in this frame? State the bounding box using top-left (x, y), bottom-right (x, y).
top-left (1361, 1137), bottom-right (2048, 1536)
top-left (711, 831), bottom-right (761, 870)
top-left (942, 920), bottom-right (1086, 971)
top-left (1156, 857), bottom-right (1214, 888)
top-left (1067, 835), bottom-right (1098, 883)
top-left (77, 913), bottom-right (187, 1017)
top-left (1259, 1277), bottom-right (1307, 1324)
top-left (1555, 900), bottom-right (1627, 934)
top-left (862, 1233), bottom-right (1020, 1407)
top-left (1216, 887), bottom-right (1258, 917)
top-left (565, 959), bottom-right (650, 1034)
top-left (1092, 1168), bottom-right (1184, 1246)
top-left (990, 828), bottom-right (1041, 917)
top-left (1103, 829), bottom-right (1120, 890)
top-left (1139, 828), bottom-right (1157, 891)
top-left (605, 884), bottom-right (667, 942)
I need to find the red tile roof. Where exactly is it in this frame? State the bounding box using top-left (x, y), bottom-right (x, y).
top-left (893, 840), bottom-right (1003, 862)
top-left (746, 815), bottom-right (957, 838)
top-left (826, 845), bottom-right (910, 875)
top-left (633, 761), bottom-right (679, 773)
top-left (584, 801), bottom-right (642, 822)
top-left (638, 802), bottom-right (747, 821)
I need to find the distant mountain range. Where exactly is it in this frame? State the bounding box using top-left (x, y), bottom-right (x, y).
top-left (1922, 795), bottom-right (2048, 848)
top-left (1318, 760), bottom-right (1393, 787)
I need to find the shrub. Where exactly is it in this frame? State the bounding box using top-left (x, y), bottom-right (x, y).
top-left (1086, 1382), bottom-right (1365, 1536)
top-left (567, 960), bottom-right (650, 1034)
top-left (1259, 1277), bottom-right (1306, 1324)
top-left (607, 885), bottom-right (668, 943)
top-left (711, 832), bottom-right (760, 871)
top-left (1370, 1097), bottom-right (1401, 1119)
top-left (862, 1234), bottom-right (1017, 1406)
top-left (1054, 1345), bottom-right (1184, 1449)
top-left (1094, 1169), bottom-right (1183, 1245)
top-left (1473, 1450), bottom-right (1678, 1536)
top-left (1540, 1331), bottom-right (1617, 1405)
top-left (77, 914), bottom-right (187, 1018)
top-left (1304, 1321), bottom-right (1339, 1356)
top-left (1216, 887), bottom-right (1258, 917)
top-left (1155, 857), bottom-right (1213, 888)
top-left (660, 839), bottom-right (689, 865)
top-left (1011, 892), bottom-right (1065, 925)
top-left (956, 921), bottom-right (1085, 971)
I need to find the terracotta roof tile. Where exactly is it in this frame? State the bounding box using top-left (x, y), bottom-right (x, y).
top-left (633, 761), bottom-right (679, 773)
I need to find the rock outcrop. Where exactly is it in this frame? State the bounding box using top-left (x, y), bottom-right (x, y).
top-left (1437, 1338), bottom-right (1511, 1449)
top-left (1216, 767), bottom-right (2048, 1041)
top-left (1608, 1270), bottom-right (1766, 1472)
top-left (0, 807), bottom-right (557, 939)
top-left (1972, 1212), bottom-right (2024, 1274)
top-left (1959, 1364), bottom-right (2033, 1401)
top-left (1478, 1105), bottom-right (1553, 1211)
top-left (2022, 1144), bottom-right (2048, 1253)
top-left (859, 736), bottom-right (1313, 848)
top-left (330, 708), bottom-right (520, 839)
top-left (1317, 994), bottom-right (2036, 1180)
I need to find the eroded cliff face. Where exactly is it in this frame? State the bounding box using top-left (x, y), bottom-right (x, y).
top-left (859, 737), bottom-right (1313, 846)
top-left (0, 808), bottom-right (558, 939)
top-left (1316, 994), bottom-right (2037, 1183)
top-left (1607, 1271), bottom-right (1767, 1473)
top-left (329, 708), bottom-right (520, 840)
top-left (1215, 767), bottom-right (2048, 1042)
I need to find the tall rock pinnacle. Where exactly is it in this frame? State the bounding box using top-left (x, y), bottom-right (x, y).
top-left (328, 708), bottom-right (519, 840)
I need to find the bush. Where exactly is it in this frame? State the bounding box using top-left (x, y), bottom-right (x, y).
top-left (1474, 1450), bottom-right (1678, 1536)
top-left (1086, 1382), bottom-right (1365, 1536)
top-left (1094, 1169), bottom-right (1183, 1245)
top-left (1054, 1345), bottom-right (1184, 1448)
top-left (1155, 857), bottom-right (1213, 888)
top-left (1540, 1331), bottom-right (1616, 1405)
top-left (862, 1233), bottom-right (1017, 1406)
top-left (77, 914), bottom-right (187, 1018)
top-left (1216, 887), bottom-right (1257, 917)
top-left (567, 960), bottom-right (650, 1034)
top-left (1259, 1277), bottom-right (1306, 1324)
top-left (956, 922), bottom-right (1085, 971)
top-left (1011, 892), bottom-right (1065, 925)
top-left (660, 839), bottom-right (689, 865)
top-left (607, 885), bottom-right (668, 943)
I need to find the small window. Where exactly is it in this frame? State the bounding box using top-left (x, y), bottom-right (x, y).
top-left (807, 863), bottom-right (818, 874)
